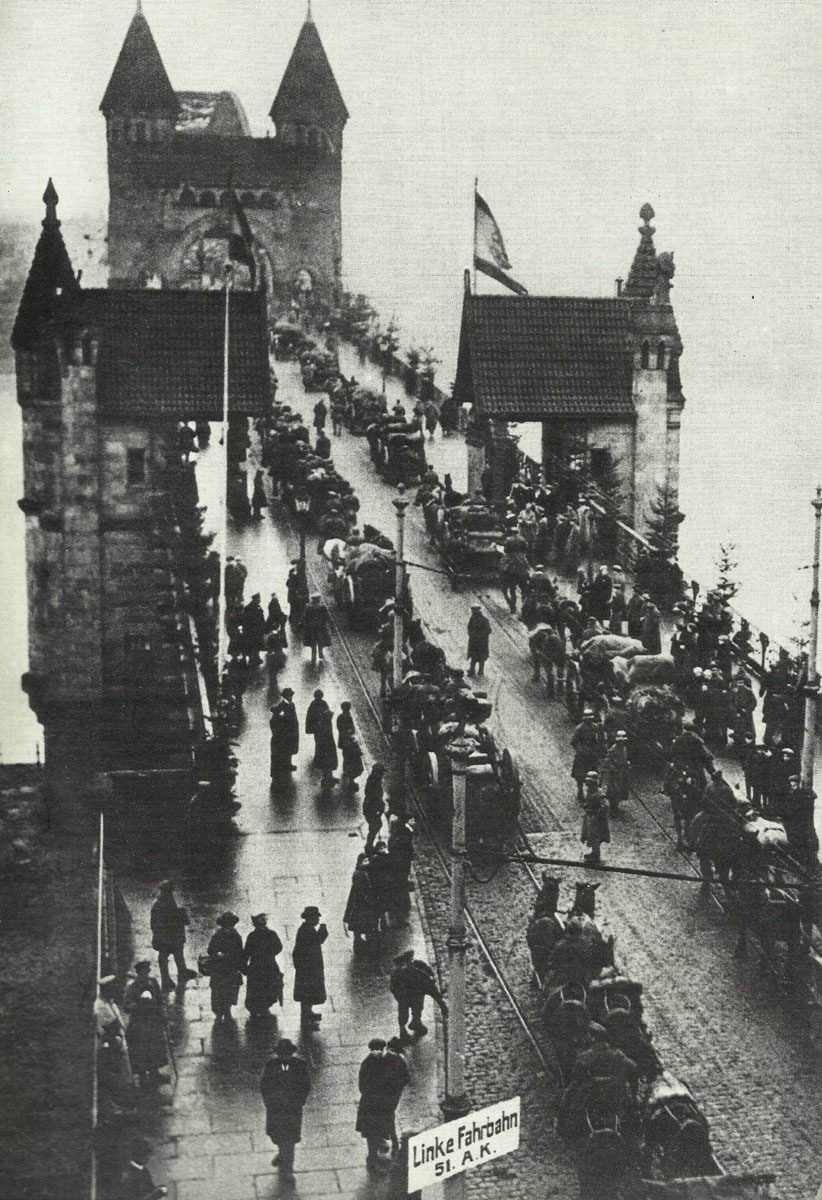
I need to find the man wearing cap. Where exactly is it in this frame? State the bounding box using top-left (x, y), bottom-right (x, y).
top-left (356, 1038), bottom-right (411, 1170)
top-left (270, 689), bottom-right (299, 777)
top-left (243, 914), bottom-right (284, 1018)
top-left (260, 1038), bottom-right (312, 1181)
top-left (570, 710), bottom-right (605, 802)
top-left (389, 950), bottom-right (447, 1043)
top-left (123, 961), bottom-right (164, 1016)
top-left (292, 906), bottom-right (328, 1027)
top-left (581, 771), bottom-right (610, 864)
top-left (466, 604), bottom-right (491, 677)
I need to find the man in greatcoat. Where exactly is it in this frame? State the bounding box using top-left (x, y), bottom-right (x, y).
top-left (581, 771), bottom-right (610, 864)
top-left (305, 690), bottom-right (328, 765)
top-left (260, 1038), bottom-right (312, 1181)
top-left (570, 709), bottom-right (605, 802)
top-left (466, 604), bottom-right (491, 677)
top-left (292, 906), bottom-right (328, 1028)
top-left (589, 565), bottom-right (613, 623)
top-left (243, 914), bottom-right (284, 1018)
top-left (626, 591), bottom-right (646, 641)
top-left (389, 950), bottom-right (447, 1043)
top-left (356, 1038), bottom-right (411, 1170)
top-left (303, 594), bottom-right (331, 666)
top-left (150, 880), bottom-right (195, 989)
top-left (241, 593), bottom-right (267, 664)
top-left (640, 596), bottom-right (662, 655)
top-left (270, 688), bottom-right (299, 777)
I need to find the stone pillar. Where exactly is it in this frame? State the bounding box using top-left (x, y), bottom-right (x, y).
top-left (486, 418), bottom-right (515, 504)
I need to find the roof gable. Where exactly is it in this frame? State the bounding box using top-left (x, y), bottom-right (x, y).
top-left (456, 294), bottom-right (637, 421)
top-left (270, 18), bottom-right (348, 128)
top-left (58, 290), bottom-right (270, 418)
top-left (100, 9), bottom-right (178, 117)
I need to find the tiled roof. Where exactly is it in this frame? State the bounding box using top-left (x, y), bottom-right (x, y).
top-left (455, 295), bottom-right (636, 420)
top-left (176, 91), bottom-right (251, 138)
top-left (100, 10), bottom-right (178, 117)
top-left (270, 18), bottom-right (348, 127)
top-left (60, 289), bottom-right (270, 418)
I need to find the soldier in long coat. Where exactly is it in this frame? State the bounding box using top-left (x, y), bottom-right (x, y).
top-left (312, 700), bottom-right (338, 787)
top-left (570, 710), bottom-right (605, 801)
top-left (241, 593), bottom-right (267, 663)
top-left (243, 914), bottom-right (284, 1017)
top-left (292, 906), bottom-right (328, 1027)
top-left (303, 595), bottom-right (331, 665)
top-left (260, 1038), bottom-right (312, 1181)
top-left (270, 688), bottom-right (299, 776)
top-left (356, 1039), bottom-right (411, 1169)
top-left (581, 771), bottom-right (611, 863)
top-left (466, 605), bottom-right (491, 677)
top-left (602, 730), bottom-right (631, 815)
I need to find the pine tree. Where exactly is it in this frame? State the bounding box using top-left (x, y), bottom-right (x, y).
top-left (714, 543), bottom-right (740, 603)
top-left (635, 480), bottom-right (685, 607)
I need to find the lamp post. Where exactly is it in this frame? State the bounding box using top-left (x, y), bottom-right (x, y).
top-left (800, 486), bottom-right (822, 789)
top-left (392, 484), bottom-right (408, 716)
top-left (295, 492), bottom-right (310, 565)
top-left (441, 735), bottom-right (472, 1124)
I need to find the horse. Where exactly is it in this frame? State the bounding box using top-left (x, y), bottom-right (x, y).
top-left (529, 624), bottom-right (567, 697)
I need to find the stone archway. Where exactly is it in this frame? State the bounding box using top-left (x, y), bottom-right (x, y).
top-left (166, 215), bottom-right (277, 308)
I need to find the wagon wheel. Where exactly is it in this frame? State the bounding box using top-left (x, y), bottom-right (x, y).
top-left (500, 748), bottom-right (521, 805)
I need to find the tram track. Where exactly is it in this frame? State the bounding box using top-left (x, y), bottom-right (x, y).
top-left (299, 531), bottom-right (727, 1180)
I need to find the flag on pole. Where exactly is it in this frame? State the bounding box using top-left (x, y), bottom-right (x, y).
top-left (227, 187), bottom-right (257, 287)
top-left (474, 191), bottom-right (527, 295)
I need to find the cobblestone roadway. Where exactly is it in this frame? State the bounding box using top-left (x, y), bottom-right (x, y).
top-left (282, 355), bottom-right (822, 1200)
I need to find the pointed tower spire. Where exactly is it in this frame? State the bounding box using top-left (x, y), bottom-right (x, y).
top-left (270, 14), bottom-right (348, 137)
top-left (12, 182), bottom-right (79, 350)
top-left (622, 203), bottom-right (659, 299)
top-left (100, 7), bottom-right (177, 116)
top-left (306, 0), bottom-right (312, 20)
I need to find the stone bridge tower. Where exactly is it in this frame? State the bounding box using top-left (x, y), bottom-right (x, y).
top-left (100, 4), bottom-right (348, 304)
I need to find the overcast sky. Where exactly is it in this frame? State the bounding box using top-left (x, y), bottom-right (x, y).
top-left (1, 0), bottom-right (821, 635)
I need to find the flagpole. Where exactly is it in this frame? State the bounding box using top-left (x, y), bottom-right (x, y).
top-left (473, 176), bottom-right (478, 294)
top-left (217, 264), bottom-right (233, 680)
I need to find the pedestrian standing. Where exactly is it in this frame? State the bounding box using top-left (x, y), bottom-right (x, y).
top-left (206, 912), bottom-right (244, 1021)
top-left (343, 853), bottom-right (380, 950)
top-left (315, 430), bottom-right (332, 459)
top-left (389, 950), bottom-right (448, 1043)
top-left (366, 841), bottom-right (394, 931)
top-left (303, 594), bottom-right (331, 666)
top-left (581, 771), bottom-right (610, 864)
top-left (251, 469), bottom-right (268, 521)
top-left (356, 1038), bottom-right (411, 1171)
top-left (423, 399), bottom-right (438, 440)
top-left (384, 1038), bottom-right (411, 1154)
top-left (602, 730), bottom-right (631, 815)
top-left (466, 604), bottom-right (491, 677)
top-left (127, 991), bottom-right (170, 1089)
top-left (313, 397), bottom-right (328, 436)
top-left (570, 709), bottom-right (604, 802)
top-left (270, 688), bottom-right (299, 777)
top-left (266, 591), bottom-right (287, 638)
top-left (305, 689), bottom-right (327, 764)
top-left (626, 591), bottom-right (646, 641)
top-left (337, 700), bottom-right (355, 746)
top-left (609, 583), bottom-right (627, 635)
top-left (242, 914), bottom-right (284, 1018)
top-left (95, 975), bottom-right (135, 1116)
top-left (292, 906), bottom-right (328, 1028)
top-left (286, 561), bottom-right (309, 624)
top-left (150, 881), bottom-right (195, 990)
top-left (121, 1137), bottom-right (168, 1200)
top-left (363, 763), bottom-right (387, 851)
top-left (640, 596), bottom-right (662, 655)
top-left (260, 1038), bottom-right (312, 1183)
top-left (340, 734), bottom-right (365, 793)
top-left (589, 565), bottom-right (613, 624)
top-left (387, 815), bottom-right (415, 916)
top-left (264, 628), bottom-right (286, 692)
top-left (241, 593), bottom-right (267, 664)
top-left (307, 697), bottom-right (338, 788)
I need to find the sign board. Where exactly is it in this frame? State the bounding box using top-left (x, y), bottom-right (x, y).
top-left (408, 1095), bottom-right (521, 1191)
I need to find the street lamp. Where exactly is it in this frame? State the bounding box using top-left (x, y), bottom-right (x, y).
top-left (392, 484), bottom-right (409, 714)
top-left (441, 735), bottom-right (472, 1124)
top-left (801, 486), bottom-right (822, 789)
top-left (295, 492), bottom-right (310, 564)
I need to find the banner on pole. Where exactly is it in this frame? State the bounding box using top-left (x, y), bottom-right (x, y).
top-left (408, 1095), bottom-right (520, 1191)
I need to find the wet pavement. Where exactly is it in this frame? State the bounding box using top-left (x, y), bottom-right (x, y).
top-left (114, 424), bottom-right (444, 1199)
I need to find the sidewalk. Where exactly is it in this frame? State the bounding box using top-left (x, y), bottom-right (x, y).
top-left (114, 434), bottom-right (444, 1199)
